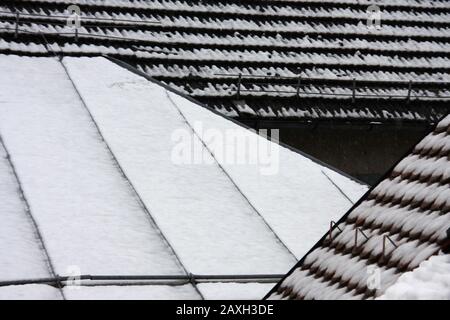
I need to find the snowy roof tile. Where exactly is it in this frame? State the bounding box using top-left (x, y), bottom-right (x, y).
top-left (267, 113), bottom-right (450, 300)
top-left (0, 0), bottom-right (449, 123)
top-left (0, 54), bottom-right (366, 299)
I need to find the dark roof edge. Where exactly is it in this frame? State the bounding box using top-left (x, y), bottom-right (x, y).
top-left (263, 111), bottom-right (450, 299)
top-left (104, 54), bottom-right (368, 187)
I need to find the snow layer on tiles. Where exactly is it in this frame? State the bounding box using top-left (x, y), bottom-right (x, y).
top-left (63, 285), bottom-right (200, 300)
top-left (168, 91), bottom-right (367, 258)
top-left (62, 56), bottom-right (296, 275)
top-left (7, 1), bottom-right (450, 29)
top-left (0, 284), bottom-right (61, 300)
top-left (141, 63), bottom-right (450, 84)
top-left (11, 19), bottom-right (450, 55)
top-left (197, 283), bottom-right (274, 300)
top-left (0, 144), bottom-right (50, 281)
top-left (16, 0), bottom-right (450, 23)
top-left (378, 254), bottom-right (450, 300)
top-left (0, 55), bottom-right (183, 276)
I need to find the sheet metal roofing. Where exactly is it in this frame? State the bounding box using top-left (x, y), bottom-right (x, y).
top-left (0, 54), bottom-right (366, 299)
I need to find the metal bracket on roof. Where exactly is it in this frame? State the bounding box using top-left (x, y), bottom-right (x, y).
top-left (14, 12), bottom-right (19, 38)
top-left (212, 73), bottom-right (450, 100)
top-left (296, 76), bottom-right (302, 98)
top-left (352, 78), bottom-right (356, 103)
top-left (327, 221), bottom-right (343, 243)
top-left (188, 273), bottom-right (196, 286)
top-left (54, 274), bottom-right (64, 292)
top-left (236, 73), bottom-right (242, 99)
top-left (406, 80), bottom-right (412, 104)
top-left (382, 234), bottom-right (398, 259)
top-left (354, 227), bottom-right (370, 249)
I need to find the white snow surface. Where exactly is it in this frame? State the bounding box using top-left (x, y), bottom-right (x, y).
top-left (0, 282), bottom-right (269, 300)
top-left (62, 56), bottom-right (297, 275)
top-left (378, 254), bottom-right (450, 300)
top-left (0, 55), bottom-right (183, 277)
top-left (0, 283), bottom-right (199, 300)
top-left (0, 284), bottom-right (61, 300)
top-left (63, 285), bottom-right (200, 300)
top-left (198, 283), bottom-right (274, 300)
top-left (0, 144), bottom-right (50, 281)
top-left (0, 54), bottom-right (367, 299)
top-left (169, 90), bottom-right (367, 257)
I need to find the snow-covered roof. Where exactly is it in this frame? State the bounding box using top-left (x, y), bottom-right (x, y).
top-left (268, 114), bottom-right (450, 300)
top-left (0, 0), bottom-right (449, 123)
top-left (0, 54), bottom-right (366, 299)
top-left (378, 254), bottom-right (450, 300)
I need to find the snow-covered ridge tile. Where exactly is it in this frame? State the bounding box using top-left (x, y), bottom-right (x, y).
top-left (62, 56), bottom-right (297, 275)
top-left (0, 55), bottom-right (184, 277)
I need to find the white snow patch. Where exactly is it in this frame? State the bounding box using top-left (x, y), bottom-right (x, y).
top-left (0, 284), bottom-right (61, 300)
top-left (378, 254), bottom-right (450, 300)
top-left (0, 55), bottom-right (183, 276)
top-left (0, 144), bottom-right (50, 281)
top-left (62, 56), bottom-right (297, 275)
top-left (64, 285), bottom-right (200, 300)
top-left (168, 90), bottom-right (367, 258)
top-left (198, 282), bottom-right (274, 300)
